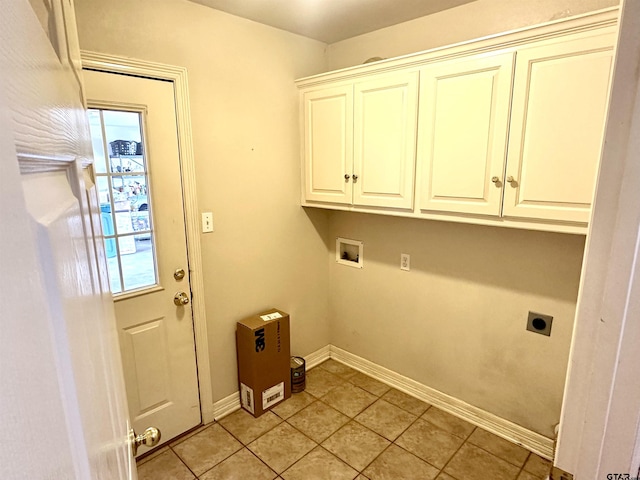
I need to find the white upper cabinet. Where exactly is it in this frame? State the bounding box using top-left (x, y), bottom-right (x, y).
top-left (301, 71), bottom-right (418, 210)
top-left (302, 85), bottom-right (353, 205)
top-left (417, 52), bottom-right (514, 216)
top-left (296, 8), bottom-right (617, 233)
top-left (353, 72), bottom-right (419, 209)
top-left (502, 32), bottom-right (615, 223)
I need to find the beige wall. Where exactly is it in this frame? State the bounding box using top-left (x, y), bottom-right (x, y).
top-left (76, 0), bottom-right (610, 438)
top-left (325, 0), bottom-right (618, 70)
top-left (328, 213), bottom-right (585, 436)
top-left (74, 0), bottom-right (331, 404)
top-left (322, 0), bottom-right (616, 438)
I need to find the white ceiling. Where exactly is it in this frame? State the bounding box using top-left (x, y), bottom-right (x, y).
top-left (188, 0), bottom-right (477, 44)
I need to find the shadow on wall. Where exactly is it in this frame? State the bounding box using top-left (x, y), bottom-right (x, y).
top-left (328, 211), bottom-right (586, 303)
top-left (302, 206), bottom-right (332, 251)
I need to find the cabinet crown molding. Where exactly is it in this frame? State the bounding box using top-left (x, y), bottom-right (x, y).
top-left (296, 7), bottom-right (618, 88)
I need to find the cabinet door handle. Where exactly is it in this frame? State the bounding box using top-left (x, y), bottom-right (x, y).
top-left (344, 174), bottom-right (350, 181)
top-left (507, 176), bottom-right (516, 183)
top-left (491, 176), bottom-right (500, 184)
top-left (352, 174), bottom-right (359, 182)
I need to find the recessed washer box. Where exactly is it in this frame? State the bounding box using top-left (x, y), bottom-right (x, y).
top-left (236, 308), bottom-right (291, 417)
top-left (336, 237), bottom-right (363, 268)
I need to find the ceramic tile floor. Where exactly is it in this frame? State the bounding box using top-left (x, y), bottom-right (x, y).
top-left (137, 360), bottom-right (553, 480)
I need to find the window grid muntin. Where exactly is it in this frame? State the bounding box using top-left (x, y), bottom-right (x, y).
top-left (90, 107), bottom-right (158, 295)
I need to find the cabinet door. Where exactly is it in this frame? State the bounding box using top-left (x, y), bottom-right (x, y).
top-left (353, 71), bottom-right (419, 209)
top-left (503, 32), bottom-right (615, 223)
top-left (417, 52), bottom-right (514, 216)
top-left (302, 85), bottom-right (353, 205)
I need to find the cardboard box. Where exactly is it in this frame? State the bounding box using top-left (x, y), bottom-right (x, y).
top-left (236, 308), bottom-right (291, 417)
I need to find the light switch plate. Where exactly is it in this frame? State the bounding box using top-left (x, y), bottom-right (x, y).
top-left (202, 212), bottom-right (214, 233)
top-left (401, 253), bottom-right (410, 271)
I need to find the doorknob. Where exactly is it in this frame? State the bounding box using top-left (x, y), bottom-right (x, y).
top-left (129, 427), bottom-right (161, 456)
top-left (174, 291), bottom-right (190, 306)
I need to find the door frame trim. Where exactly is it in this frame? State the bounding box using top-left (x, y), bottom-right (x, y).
top-left (80, 50), bottom-right (214, 424)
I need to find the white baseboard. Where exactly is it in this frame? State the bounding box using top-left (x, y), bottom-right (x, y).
top-left (209, 343), bottom-right (554, 460)
top-left (212, 391), bottom-right (240, 421)
top-left (303, 344), bottom-right (331, 369)
top-left (329, 345), bottom-right (555, 460)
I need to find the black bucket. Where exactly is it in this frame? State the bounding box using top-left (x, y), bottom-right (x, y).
top-left (291, 356), bottom-right (306, 393)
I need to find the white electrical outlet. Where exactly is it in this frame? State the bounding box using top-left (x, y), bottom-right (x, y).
top-left (202, 212), bottom-right (214, 233)
top-left (401, 253), bottom-right (410, 271)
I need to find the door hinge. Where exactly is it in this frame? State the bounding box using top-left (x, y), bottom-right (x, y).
top-left (550, 466), bottom-right (574, 480)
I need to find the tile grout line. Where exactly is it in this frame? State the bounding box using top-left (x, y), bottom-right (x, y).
top-left (300, 365), bottom-right (393, 476)
top-left (279, 444), bottom-right (352, 479)
top-left (214, 418), bottom-right (296, 478)
top-left (311, 361), bottom-right (443, 477)
top-left (417, 410), bottom-right (535, 478)
top-left (389, 441), bottom-right (444, 477)
top-left (168, 444), bottom-right (200, 479)
top-left (241, 445), bottom-right (280, 479)
top-left (464, 431), bottom-right (533, 471)
top-left (219, 411), bottom-right (286, 447)
top-left (514, 452), bottom-right (533, 480)
top-left (475, 444), bottom-right (531, 475)
top-left (437, 424), bottom-right (478, 480)
top-left (171, 361), bottom-right (542, 480)
top-left (382, 395), bottom-right (433, 418)
top-left (264, 384), bottom-right (387, 477)
top-left (358, 441), bottom-right (395, 476)
top-left (388, 413), bottom-right (445, 478)
top-left (336, 389), bottom-right (423, 475)
top-left (233, 406), bottom-right (322, 476)
top-left (137, 360), bottom-right (545, 480)
top-left (322, 361), bottom-right (434, 419)
top-left (216, 419), bottom-right (247, 445)
top-left (198, 420), bottom-right (268, 476)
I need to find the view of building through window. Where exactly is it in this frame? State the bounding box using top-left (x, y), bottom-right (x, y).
top-left (88, 108), bottom-right (157, 294)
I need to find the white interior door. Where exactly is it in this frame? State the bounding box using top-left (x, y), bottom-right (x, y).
top-left (1, 1), bottom-right (132, 479)
top-left (83, 70), bottom-right (201, 455)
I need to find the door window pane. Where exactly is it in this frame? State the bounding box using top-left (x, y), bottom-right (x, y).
top-left (89, 108), bottom-right (157, 295)
top-left (119, 237), bottom-right (156, 291)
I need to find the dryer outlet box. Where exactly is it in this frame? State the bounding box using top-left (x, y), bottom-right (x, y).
top-left (527, 311), bottom-right (553, 336)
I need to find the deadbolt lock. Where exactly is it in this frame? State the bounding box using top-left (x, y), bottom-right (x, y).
top-left (174, 268), bottom-right (186, 281)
